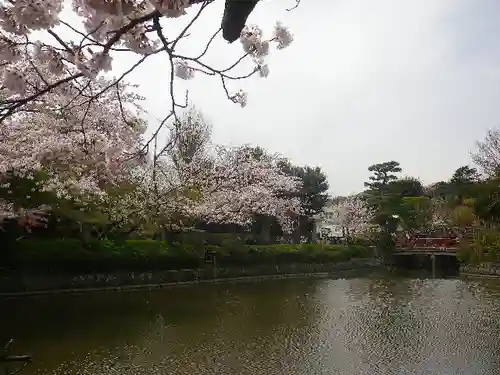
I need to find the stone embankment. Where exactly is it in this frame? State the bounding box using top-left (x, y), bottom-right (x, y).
top-left (460, 263), bottom-right (500, 278)
top-left (0, 258), bottom-right (382, 297)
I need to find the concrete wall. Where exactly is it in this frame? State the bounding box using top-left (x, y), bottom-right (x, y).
top-left (0, 259), bottom-right (381, 296)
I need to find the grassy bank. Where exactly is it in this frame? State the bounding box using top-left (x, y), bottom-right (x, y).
top-left (0, 239), bottom-right (372, 274)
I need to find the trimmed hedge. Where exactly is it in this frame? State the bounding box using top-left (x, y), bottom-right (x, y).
top-left (0, 239), bottom-right (372, 274)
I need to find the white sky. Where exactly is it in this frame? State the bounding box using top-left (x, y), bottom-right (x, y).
top-left (59, 0), bottom-right (500, 196)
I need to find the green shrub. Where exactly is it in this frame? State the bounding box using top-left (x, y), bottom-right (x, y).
top-left (0, 239), bottom-right (372, 273)
top-left (213, 243), bottom-right (371, 266)
top-left (349, 236), bottom-right (374, 247)
top-left (459, 229), bottom-right (500, 265)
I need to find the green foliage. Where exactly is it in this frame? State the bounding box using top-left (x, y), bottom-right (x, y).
top-left (364, 162), bottom-right (404, 227)
top-left (374, 232), bottom-right (396, 256)
top-left (365, 162), bottom-right (402, 231)
top-left (279, 161), bottom-right (330, 216)
top-left (458, 230), bottom-right (500, 264)
top-left (451, 205), bottom-right (476, 228)
top-left (0, 170), bottom-right (57, 210)
top-left (183, 185), bottom-right (203, 202)
top-left (348, 235), bottom-right (374, 247)
top-left (2, 238), bottom-right (200, 273)
top-left (463, 198), bottom-right (475, 207)
top-left (363, 162), bottom-right (438, 254)
top-left (364, 161), bottom-right (402, 192)
top-left (424, 167), bottom-right (480, 209)
top-left (450, 165), bottom-right (480, 185)
top-left (193, 243), bottom-right (370, 266)
top-left (299, 166), bottom-right (330, 216)
top-left (0, 240), bottom-right (371, 273)
top-left (472, 178), bottom-right (500, 225)
top-left (427, 181), bottom-right (452, 199)
top-left (397, 196), bottom-right (433, 231)
top-left (388, 177), bottom-right (424, 198)
top-left (447, 165), bottom-right (481, 204)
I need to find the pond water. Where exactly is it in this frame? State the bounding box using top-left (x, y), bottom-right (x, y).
top-left (2, 273), bottom-right (500, 375)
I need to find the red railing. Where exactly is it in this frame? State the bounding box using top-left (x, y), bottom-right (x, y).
top-left (396, 236), bottom-right (459, 251)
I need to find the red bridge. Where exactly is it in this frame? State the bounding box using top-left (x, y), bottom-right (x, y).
top-left (394, 233), bottom-right (460, 255)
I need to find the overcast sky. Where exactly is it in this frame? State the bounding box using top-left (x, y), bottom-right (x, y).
top-left (63, 0), bottom-right (500, 196)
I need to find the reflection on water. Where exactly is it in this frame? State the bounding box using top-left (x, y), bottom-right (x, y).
top-left (2, 274), bottom-right (500, 375)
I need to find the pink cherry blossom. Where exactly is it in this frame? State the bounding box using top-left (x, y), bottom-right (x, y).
top-left (94, 144), bottom-right (302, 233)
top-left (0, 0), bottom-right (299, 232)
top-left (325, 196), bottom-right (374, 237)
top-left (0, 0), bottom-right (295, 122)
top-left (133, 111), bottom-right (303, 232)
top-left (183, 146), bottom-right (303, 232)
top-left (0, 76), bottom-right (146, 202)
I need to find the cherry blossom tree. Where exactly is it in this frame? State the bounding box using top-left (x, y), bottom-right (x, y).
top-left (131, 108), bottom-right (303, 233)
top-left (430, 197), bottom-right (453, 227)
top-left (166, 106), bottom-right (212, 173)
top-left (329, 195), bottom-right (374, 238)
top-left (472, 129), bottom-right (500, 177)
top-left (77, 109), bottom-right (303, 236)
top-left (96, 146), bottom-right (303, 235)
top-left (0, 81), bottom-right (149, 235)
top-left (0, 0), bottom-right (296, 226)
top-left (0, 80), bottom-right (147, 198)
top-left (185, 145), bottom-right (303, 232)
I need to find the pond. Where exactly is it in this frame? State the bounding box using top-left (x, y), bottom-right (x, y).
top-left (2, 273), bottom-right (500, 375)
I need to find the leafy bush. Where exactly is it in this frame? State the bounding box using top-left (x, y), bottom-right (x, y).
top-left (458, 229), bottom-right (500, 264)
top-left (349, 236), bottom-right (374, 248)
top-left (0, 239), bottom-right (372, 274)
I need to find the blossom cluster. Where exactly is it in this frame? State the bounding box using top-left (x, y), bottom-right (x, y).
top-left (183, 146), bottom-right (303, 232)
top-left (430, 198), bottom-right (453, 227)
top-left (0, 76), bottom-right (147, 201)
top-left (91, 143), bottom-right (303, 233)
top-left (324, 196), bottom-right (374, 236)
top-left (1, 98), bottom-right (301, 233)
top-left (0, 0), bottom-right (294, 116)
top-left (0, 0), bottom-right (298, 232)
